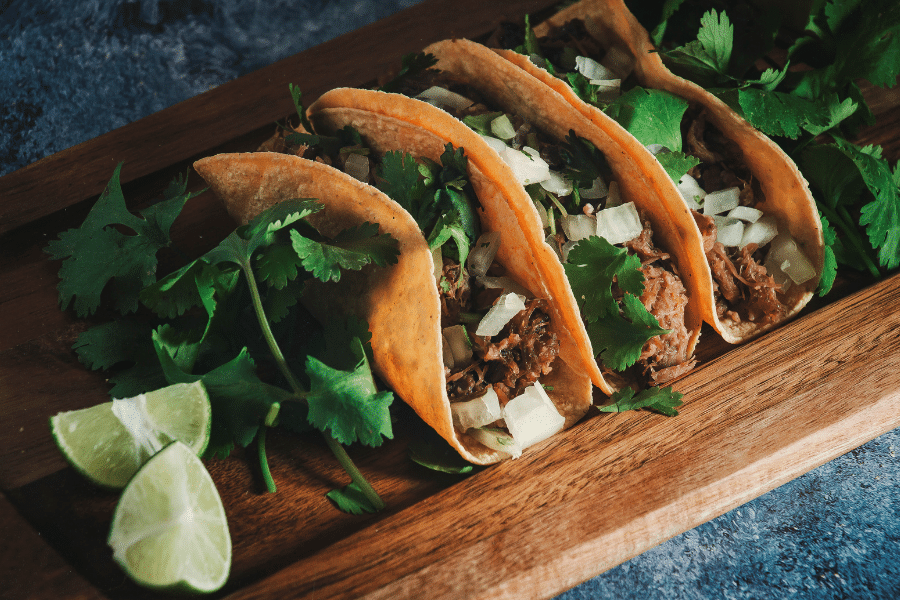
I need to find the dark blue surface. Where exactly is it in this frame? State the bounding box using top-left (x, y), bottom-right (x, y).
top-left (2, 2), bottom-right (897, 598)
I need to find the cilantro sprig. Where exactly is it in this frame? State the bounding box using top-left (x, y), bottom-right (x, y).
top-left (46, 169), bottom-right (401, 513)
top-left (648, 1), bottom-right (900, 288)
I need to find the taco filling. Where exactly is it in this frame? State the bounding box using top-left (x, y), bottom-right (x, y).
top-left (492, 16), bottom-right (817, 329)
top-left (394, 67), bottom-right (696, 387)
top-left (260, 122), bottom-right (566, 456)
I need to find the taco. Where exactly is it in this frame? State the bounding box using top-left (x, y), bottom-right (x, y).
top-left (488, 0), bottom-right (825, 344)
top-left (308, 40), bottom-right (704, 395)
top-left (193, 151), bottom-right (592, 465)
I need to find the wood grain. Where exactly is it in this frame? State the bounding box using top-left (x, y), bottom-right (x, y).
top-left (1, 1), bottom-right (899, 599)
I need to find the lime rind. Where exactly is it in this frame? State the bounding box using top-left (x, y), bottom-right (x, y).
top-left (50, 381), bottom-right (212, 489)
top-left (108, 441), bottom-right (231, 594)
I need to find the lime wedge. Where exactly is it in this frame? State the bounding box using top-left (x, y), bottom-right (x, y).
top-left (108, 441), bottom-right (231, 593)
top-left (50, 381), bottom-right (212, 489)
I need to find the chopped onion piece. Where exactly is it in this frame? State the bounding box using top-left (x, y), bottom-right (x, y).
top-left (431, 245), bottom-right (443, 283)
top-left (579, 175), bottom-right (608, 200)
top-left (451, 388), bottom-right (502, 431)
top-left (415, 86), bottom-right (473, 111)
top-left (739, 214), bottom-right (779, 249)
top-left (763, 254), bottom-right (792, 292)
top-left (595, 201), bottom-right (643, 245)
top-left (476, 292), bottom-right (527, 337)
top-left (502, 383), bottom-right (565, 450)
top-left (499, 146), bottom-right (550, 185)
top-left (490, 115), bottom-right (517, 140)
top-left (766, 233), bottom-right (817, 284)
top-left (343, 153), bottom-right (370, 182)
top-left (442, 324), bottom-right (473, 369)
top-left (588, 79), bottom-right (621, 93)
top-left (713, 216), bottom-right (744, 247)
top-left (561, 213), bottom-right (597, 242)
top-left (540, 170), bottom-right (573, 196)
top-left (440, 331), bottom-right (454, 369)
top-left (476, 276), bottom-right (533, 298)
top-left (469, 428), bottom-right (521, 458)
top-left (467, 231), bottom-right (501, 277)
top-left (727, 206), bottom-right (763, 223)
top-left (604, 180), bottom-right (623, 207)
top-left (479, 133), bottom-right (507, 154)
top-left (677, 174), bottom-right (706, 210)
top-left (575, 55), bottom-right (616, 80)
top-left (534, 200), bottom-right (550, 229)
top-left (702, 187), bottom-right (740, 215)
top-left (646, 144), bottom-right (669, 156)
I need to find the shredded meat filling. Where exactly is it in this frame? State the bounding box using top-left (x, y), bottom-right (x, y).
top-left (446, 298), bottom-right (559, 404)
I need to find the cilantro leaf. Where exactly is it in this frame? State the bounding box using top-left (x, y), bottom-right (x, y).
top-left (378, 52), bottom-right (438, 94)
top-left (305, 338), bottom-right (394, 447)
top-left (816, 211), bottom-right (839, 296)
top-left (377, 150), bottom-right (432, 225)
top-left (287, 126), bottom-right (365, 157)
top-left (288, 83), bottom-right (313, 133)
top-left (45, 164), bottom-right (197, 316)
top-left (587, 294), bottom-right (668, 371)
top-left (598, 385), bottom-right (684, 416)
top-left (290, 221), bottom-right (400, 283)
top-left (733, 88), bottom-right (829, 139)
top-left (663, 9), bottom-right (733, 84)
top-left (559, 130), bottom-right (607, 191)
top-left (462, 112), bottom-right (503, 136)
top-left (656, 151), bottom-right (701, 183)
top-left (851, 143), bottom-right (900, 270)
top-left (604, 87), bottom-right (689, 152)
top-left (327, 483), bottom-right (380, 514)
top-left (564, 236), bottom-right (645, 321)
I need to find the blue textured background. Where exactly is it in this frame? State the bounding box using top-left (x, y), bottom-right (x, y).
top-left (1, 2), bottom-right (897, 598)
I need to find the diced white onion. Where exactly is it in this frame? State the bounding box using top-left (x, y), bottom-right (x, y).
top-left (534, 200), bottom-right (550, 229)
top-left (575, 55), bottom-right (616, 81)
top-left (451, 388), bottom-right (502, 431)
top-left (479, 133), bottom-right (508, 154)
top-left (763, 254), bottom-right (792, 292)
top-left (469, 428), bottom-right (521, 458)
top-left (431, 246), bottom-right (443, 283)
top-left (703, 187), bottom-right (741, 215)
top-left (476, 276), bottom-right (534, 298)
top-left (561, 213), bottom-right (597, 242)
top-left (344, 153), bottom-right (370, 182)
top-left (502, 383), bottom-right (566, 450)
top-left (677, 174), bottom-right (706, 210)
top-left (499, 146), bottom-right (550, 185)
top-left (415, 86), bottom-right (474, 111)
top-left (441, 331), bottom-right (454, 369)
top-left (595, 201), bottom-right (643, 245)
top-left (766, 232), bottom-right (817, 284)
top-left (588, 78), bottom-right (621, 93)
top-left (727, 206), bottom-right (763, 223)
top-left (604, 180), bottom-right (623, 207)
top-left (714, 216), bottom-right (745, 247)
top-left (646, 144), bottom-right (670, 156)
top-left (539, 170), bottom-right (573, 196)
top-left (490, 115), bottom-right (517, 140)
top-left (466, 231), bottom-right (501, 277)
top-left (739, 214), bottom-right (779, 249)
top-left (442, 324), bottom-right (473, 370)
top-left (476, 292), bottom-right (527, 337)
top-left (578, 175), bottom-right (608, 200)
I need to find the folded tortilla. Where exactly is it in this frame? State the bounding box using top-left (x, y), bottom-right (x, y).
top-left (514, 0), bottom-right (825, 344)
top-left (193, 152), bottom-right (591, 465)
top-left (318, 39), bottom-right (704, 394)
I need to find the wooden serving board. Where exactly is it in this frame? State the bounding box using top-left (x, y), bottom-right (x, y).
top-left (1, 1), bottom-right (899, 598)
